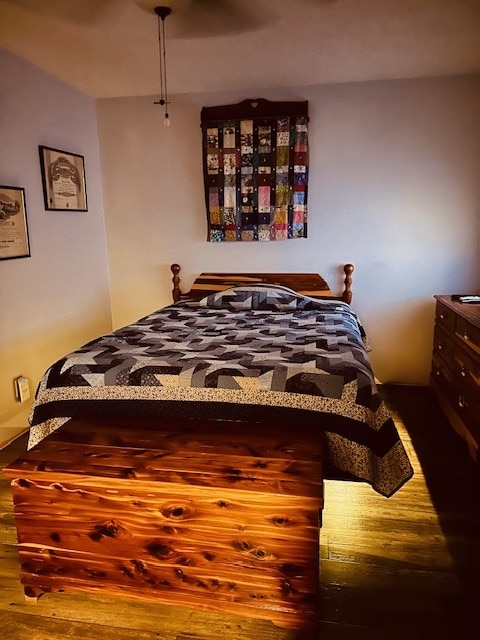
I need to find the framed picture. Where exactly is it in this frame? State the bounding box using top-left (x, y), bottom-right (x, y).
top-left (0, 186), bottom-right (31, 260)
top-left (39, 145), bottom-right (88, 211)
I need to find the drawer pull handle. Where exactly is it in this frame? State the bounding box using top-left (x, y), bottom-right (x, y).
top-left (460, 366), bottom-right (468, 378)
top-left (437, 343), bottom-right (443, 351)
top-left (439, 312), bottom-right (448, 320)
top-left (458, 395), bottom-right (468, 409)
top-left (463, 331), bottom-right (472, 342)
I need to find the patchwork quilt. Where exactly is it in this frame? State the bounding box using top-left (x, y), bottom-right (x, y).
top-left (29, 285), bottom-right (413, 497)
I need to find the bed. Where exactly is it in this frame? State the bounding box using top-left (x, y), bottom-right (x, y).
top-left (27, 263), bottom-right (412, 497)
top-left (7, 263), bottom-right (413, 636)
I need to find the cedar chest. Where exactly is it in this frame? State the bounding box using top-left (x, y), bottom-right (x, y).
top-left (4, 414), bottom-right (323, 633)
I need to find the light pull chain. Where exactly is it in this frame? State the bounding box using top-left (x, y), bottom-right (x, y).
top-left (154, 6), bottom-right (171, 126)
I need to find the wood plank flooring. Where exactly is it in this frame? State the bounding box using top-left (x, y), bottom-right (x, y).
top-left (1, 385), bottom-right (479, 639)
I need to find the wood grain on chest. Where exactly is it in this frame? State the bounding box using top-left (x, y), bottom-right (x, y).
top-left (4, 414), bottom-right (324, 633)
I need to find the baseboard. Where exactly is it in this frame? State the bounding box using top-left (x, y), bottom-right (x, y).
top-left (376, 381), bottom-right (429, 387)
top-left (0, 407), bottom-right (30, 450)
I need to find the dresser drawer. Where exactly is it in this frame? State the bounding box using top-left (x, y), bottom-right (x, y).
top-left (449, 388), bottom-right (480, 435)
top-left (456, 317), bottom-right (480, 356)
top-left (435, 301), bottom-right (456, 333)
top-left (453, 345), bottom-right (480, 413)
top-left (433, 325), bottom-right (454, 368)
top-left (431, 352), bottom-right (453, 385)
top-left (453, 345), bottom-right (480, 387)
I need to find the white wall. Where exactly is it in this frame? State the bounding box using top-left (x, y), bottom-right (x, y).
top-left (0, 49), bottom-right (112, 444)
top-left (97, 75), bottom-right (480, 385)
top-left (2, 47), bottom-right (476, 446)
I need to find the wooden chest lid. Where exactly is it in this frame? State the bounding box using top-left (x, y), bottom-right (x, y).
top-left (4, 414), bottom-right (323, 501)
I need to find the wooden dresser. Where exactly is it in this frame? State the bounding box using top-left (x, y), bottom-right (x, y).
top-left (430, 296), bottom-right (480, 461)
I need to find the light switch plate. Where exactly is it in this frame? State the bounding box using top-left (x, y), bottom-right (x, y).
top-left (15, 376), bottom-right (30, 403)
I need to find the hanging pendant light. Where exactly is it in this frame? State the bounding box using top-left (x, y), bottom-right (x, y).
top-left (137, 1), bottom-right (189, 126)
top-left (153, 6), bottom-right (172, 126)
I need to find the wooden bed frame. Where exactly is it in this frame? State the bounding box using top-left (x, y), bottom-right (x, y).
top-left (171, 263), bottom-right (354, 305)
top-left (5, 265), bottom-right (355, 639)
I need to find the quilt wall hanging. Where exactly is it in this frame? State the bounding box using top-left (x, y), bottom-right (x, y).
top-left (201, 99), bottom-right (309, 242)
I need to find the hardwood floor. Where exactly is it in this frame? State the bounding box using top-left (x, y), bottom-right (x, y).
top-left (1, 385), bottom-right (478, 639)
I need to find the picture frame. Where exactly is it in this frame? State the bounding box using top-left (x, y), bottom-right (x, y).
top-left (39, 145), bottom-right (88, 211)
top-left (0, 186), bottom-right (31, 260)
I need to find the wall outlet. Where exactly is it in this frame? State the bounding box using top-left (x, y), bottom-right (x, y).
top-left (14, 376), bottom-right (30, 403)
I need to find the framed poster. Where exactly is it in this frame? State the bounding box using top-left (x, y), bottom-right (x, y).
top-left (0, 186), bottom-right (31, 260)
top-left (39, 145), bottom-right (88, 211)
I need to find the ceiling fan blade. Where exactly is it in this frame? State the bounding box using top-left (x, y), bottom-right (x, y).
top-left (169, 0), bottom-right (272, 39)
top-left (1, 0), bottom-right (112, 24)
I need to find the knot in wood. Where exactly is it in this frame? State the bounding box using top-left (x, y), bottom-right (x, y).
top-left (89, 519), bottom-right (126, 541)
top-left (120, 566), bottom-right (135, 579)
top-left (84, 568), bottom-right (107, 579)
top-left (281, 563), bottom-right (304, 577)
top-left (131, 559), bottom-right (148, 575)
top-left (233, 540), bottom-right (251, 553)
top-left (280, 579), bottom-right (295, 595)
top-left (120, 467), bottom-right (137, 479)
top-left (225, 467), bottom-right (242, 481)
top-left (146, 541), bottom-right (172, 559)
top-left (161, 502), bottom-right (193, 520)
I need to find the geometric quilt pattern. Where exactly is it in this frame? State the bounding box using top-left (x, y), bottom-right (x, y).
top-left (29, 289), bottom-right (413, 497)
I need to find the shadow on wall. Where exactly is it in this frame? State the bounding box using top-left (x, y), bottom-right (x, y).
top-left (364, 299), bottom-right (435, 385)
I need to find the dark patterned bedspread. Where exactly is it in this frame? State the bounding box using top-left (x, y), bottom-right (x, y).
top-left (29, 285), bottom-right (413, 497)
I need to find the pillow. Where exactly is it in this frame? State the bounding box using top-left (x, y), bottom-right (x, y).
top-left (198, 284), bottom-right (369, 347)
top-left (199, 284), bottom-right (328, 311)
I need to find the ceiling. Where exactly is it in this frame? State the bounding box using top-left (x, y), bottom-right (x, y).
top-left (0, 0), bottom-right (479, 100)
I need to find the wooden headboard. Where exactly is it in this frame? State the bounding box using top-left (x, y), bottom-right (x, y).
top-left (170, 264), bottom-right (354, 305)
